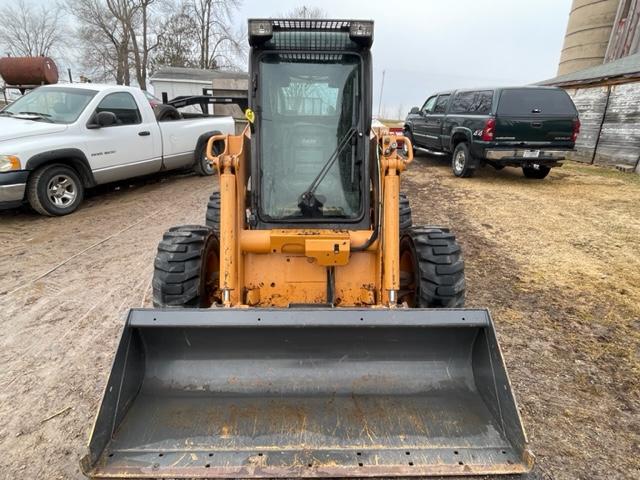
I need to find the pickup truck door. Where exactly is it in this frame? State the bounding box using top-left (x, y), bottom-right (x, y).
top-left (412, 96), bottom-right (437, 148)
top-left (423, 94), bottom-right (450, 149)
top-left (85, 91), bottom-right (162, 184)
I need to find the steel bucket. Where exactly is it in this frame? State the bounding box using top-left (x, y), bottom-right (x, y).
top-left (81, 308), bottom-right (533, 478)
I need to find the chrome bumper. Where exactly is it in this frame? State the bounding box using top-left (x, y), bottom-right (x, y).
top-left (485, 149), bottom-right (568, 161)
top-left (0, 183), bottom-right (26, 203)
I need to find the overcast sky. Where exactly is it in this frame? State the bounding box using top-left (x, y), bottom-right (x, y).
top-left (26, 0), bottom-right (572, 117)
top-left (236, 0), bottom-right (572, 116)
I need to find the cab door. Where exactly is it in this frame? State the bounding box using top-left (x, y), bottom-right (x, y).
top-left (84, 91), bottom-right (161, 184)
top-left (424, 94), bottom-right (450, 149)
top-left (412, 95), bottom-right (437, 148)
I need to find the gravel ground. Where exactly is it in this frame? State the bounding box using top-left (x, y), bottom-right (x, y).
top-left (0, 158), bottom-right (638, 479)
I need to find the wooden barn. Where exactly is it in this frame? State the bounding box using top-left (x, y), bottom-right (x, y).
top-left (540, 53), bottom-right (640, 173)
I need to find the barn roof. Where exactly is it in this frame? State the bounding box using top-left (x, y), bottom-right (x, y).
top-left (150, 67), bottom-right (248, 83)
top-left (538, 53), bottom-right (640, 87)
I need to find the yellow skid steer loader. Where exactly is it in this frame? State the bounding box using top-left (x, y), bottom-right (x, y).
top-left (81, 19), bottom-right (533, 478)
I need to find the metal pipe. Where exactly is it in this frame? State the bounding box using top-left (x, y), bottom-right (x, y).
top-left (382, 164), bottom-right (400, 298)
top-left (219, 170), bottom-right (237, 306)
top-left (388, 289), bottom-right (397, 305)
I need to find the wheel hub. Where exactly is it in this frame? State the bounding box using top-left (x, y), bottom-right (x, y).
top-left (454, 151), bottom-right (465, 172)
top-left (47, 175), bottom-right (77, 206)
top-left (202, 153), bottom-right (214, 174)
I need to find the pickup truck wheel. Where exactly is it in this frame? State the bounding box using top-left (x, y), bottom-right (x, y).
top-left (451, 142), bottom-right (475, 178)
top-left (399, 226), bottom-right (465, 307)
top-left (193, 132), bottom-right (223, 176)
top-left (522, 164), bottom-right (551, 179)
top-left (403, 128), bottom-right (415, 147)
top-left (27, 164), bottom-right (84, 216)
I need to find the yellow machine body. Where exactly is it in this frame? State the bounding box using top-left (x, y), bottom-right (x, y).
top-left (205, 127), bottom-right (411, 308)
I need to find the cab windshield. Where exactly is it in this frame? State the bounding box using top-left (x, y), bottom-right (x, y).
top-left (259, 53), bottom-right (362, 221)
top-left (2, 87), bottom-right (97, 124)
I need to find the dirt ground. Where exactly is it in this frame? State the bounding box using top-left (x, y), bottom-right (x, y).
top-left (0, 158), bottom-right (638, 479)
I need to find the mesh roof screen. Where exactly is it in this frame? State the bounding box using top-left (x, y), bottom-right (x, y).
top-left (265, 31), bottom-right (359, 51)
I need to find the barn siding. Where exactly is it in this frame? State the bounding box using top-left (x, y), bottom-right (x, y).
top-left (593, 82), bottom-right (640, 168)
top-left (565, 86), bottom-right (609, 163)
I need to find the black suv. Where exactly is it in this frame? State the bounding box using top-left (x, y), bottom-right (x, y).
top-left (404, 86), bottom-right (580, 179)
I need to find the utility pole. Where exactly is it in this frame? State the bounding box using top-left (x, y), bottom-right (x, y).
top-left (377, 69), bottom-right (385, 118)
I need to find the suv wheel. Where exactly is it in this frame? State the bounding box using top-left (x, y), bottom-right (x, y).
top-left (522, 164), bottom-right (551, 179)
top-left (451, 142), bottom-right (475, 178)
top-left (27, 164), bottom-right (84, 216)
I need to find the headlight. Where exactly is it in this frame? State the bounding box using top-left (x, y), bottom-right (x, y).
top-left (0, 155), bottom-right (21, 172)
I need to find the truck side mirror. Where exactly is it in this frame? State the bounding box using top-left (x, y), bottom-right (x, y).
top-left (409, 106), bottom-right (420, 115)
top-left (87, 111), bottom-right (117, 129)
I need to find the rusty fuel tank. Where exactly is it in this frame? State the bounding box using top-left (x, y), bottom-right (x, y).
top-left (0, 56), bottom-right (58, 86)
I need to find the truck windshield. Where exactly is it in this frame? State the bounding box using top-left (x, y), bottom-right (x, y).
top-left (2, 87), bottom-right (97, 124)
top-left (497, 88), bottom-right (577, 116)
top-left (259, 53), bottom-right (362, 221)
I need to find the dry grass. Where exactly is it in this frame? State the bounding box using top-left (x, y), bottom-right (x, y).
top-left (404, 156), bottom-right (640, 479)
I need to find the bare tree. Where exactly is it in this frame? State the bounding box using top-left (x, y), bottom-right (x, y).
top-left (285, 5), bottom-right (327, 18)
top-left (105, 0), bottom-right (136, 85)
top-left (66, 0), bottom-right (133, 84)
top-left (127, 0), bottom-right (163, 90)
top-left (188, 0), bottom-right (245, 70)
top-left (68, 0), bottom-right (244, 86)
top-left (0, 0), bottom-right (67, 58)
top-left (150, 3), bottom-right (198, 73)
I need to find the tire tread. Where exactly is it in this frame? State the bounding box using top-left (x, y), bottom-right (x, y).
top-left (403, 226), bottom-right (465, 307)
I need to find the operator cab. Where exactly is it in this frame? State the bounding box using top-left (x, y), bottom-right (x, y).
top-left (248, 19), bottom-right (374, 229)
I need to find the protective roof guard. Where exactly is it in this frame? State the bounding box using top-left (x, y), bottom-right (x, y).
top-left (248, 19), bottom-right (374, 49)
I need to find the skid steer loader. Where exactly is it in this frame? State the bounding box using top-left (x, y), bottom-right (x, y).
top-left (82, 19), bottom-right (533, 478)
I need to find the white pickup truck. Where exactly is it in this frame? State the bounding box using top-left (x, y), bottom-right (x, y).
top-left (0, 84), bottom-right (235, 215)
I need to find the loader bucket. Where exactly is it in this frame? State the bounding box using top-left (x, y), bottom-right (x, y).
top-left (81, 308), bottom-right (533, 478)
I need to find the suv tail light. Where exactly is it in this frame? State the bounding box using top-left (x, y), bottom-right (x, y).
top-left (481, 118), bottom-right (496, 142)
top-left (572, 118), bottom-right (581, 142)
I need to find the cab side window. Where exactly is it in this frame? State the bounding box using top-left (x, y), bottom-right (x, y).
top-left (434, 94), bottom-right (450, 114)
top-left (421, 96), bottom-right (437, 114)
top-left (451, 90), bottom-right (494, 114)
top-left (95, 92), bottom-right (141, 126)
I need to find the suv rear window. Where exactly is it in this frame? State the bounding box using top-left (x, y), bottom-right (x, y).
top-left (450, 90), bottom-right (493, 114)
top-left (497, 88), bottom-right (576, 116)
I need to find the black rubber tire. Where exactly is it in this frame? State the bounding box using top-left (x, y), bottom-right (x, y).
top-left (26, 163), bottom-right (84, 216)
top-left (399, 192), bottom-right (412, 233)
top-left (152, 225), bottom-right (220, 308)
top-left (205, 191), bottom-right (220, 233)
top-left (154, 104), bottom-right (182, 121)
top-left (451, 142), bottom-right (476, 178)
top-left (403, 128), bottom-right (416, 149)
top-left (193, 131), bottom-right (223, 176)
top-left (522, 164), bottom-right (551, 179)
top-left (399, 226), bottom-right (465, 307)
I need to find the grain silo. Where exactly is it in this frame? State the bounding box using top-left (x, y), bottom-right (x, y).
top-left (558, 0), bottom-right (620, 76)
